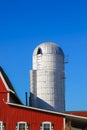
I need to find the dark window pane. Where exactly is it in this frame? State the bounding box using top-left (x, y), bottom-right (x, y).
top-left (44, 124), bottom-right (50, 130)
top-left (19, 124), bottom-right (25, 130)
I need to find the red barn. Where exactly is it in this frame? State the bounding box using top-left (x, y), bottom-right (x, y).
top-left (0, 66), bottom-right (87, 130)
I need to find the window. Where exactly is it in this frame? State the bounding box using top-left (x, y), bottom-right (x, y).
top-left (40, 122), bottom-right (54, 130)
top-left (0, 121), bottom-right (5, 130)
top-left (37, 48), bottom-right (42, 55)
top-left (16, 122), bottom-right (29, 130)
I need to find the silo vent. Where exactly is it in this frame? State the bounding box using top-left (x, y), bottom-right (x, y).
top-left (37, 48), bottom-right (42, 55)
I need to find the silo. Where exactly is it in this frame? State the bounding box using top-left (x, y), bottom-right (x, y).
top-left (30, 42), bottom-right (65, 112)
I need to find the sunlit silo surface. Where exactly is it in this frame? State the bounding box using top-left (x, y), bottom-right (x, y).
top-left (30, 42), bottom-right (65, 112)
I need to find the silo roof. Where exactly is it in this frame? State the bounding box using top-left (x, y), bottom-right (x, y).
top-left (33, 42), bottom-right (64, 56)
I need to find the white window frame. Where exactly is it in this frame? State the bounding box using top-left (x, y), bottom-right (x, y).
top-left (0, 121), bottom-right (5, 130)
top-left (40, 121), bottom-right (54, 130)
top-left (16, 121), bottom-right (29, 130)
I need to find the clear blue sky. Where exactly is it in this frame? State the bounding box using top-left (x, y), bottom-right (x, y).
top-left (0, 0), bottom-right (87, 111)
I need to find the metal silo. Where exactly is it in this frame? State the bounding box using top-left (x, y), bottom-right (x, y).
top-left (30, 42), bottom-right (65, 112)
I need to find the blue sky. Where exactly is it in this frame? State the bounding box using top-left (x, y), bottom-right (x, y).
top-left (0, 0), bottom-right (87, 111)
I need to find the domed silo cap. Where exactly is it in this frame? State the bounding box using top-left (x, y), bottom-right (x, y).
top-left (33, 42), bottom-right (64, 56)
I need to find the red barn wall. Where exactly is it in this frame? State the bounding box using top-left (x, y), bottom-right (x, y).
top-left (0, 77), bottom-right (8, 93)
top-left (0, 103), bottom-right (64, 130)
top-left (0, 77), bottom-right (8, 106)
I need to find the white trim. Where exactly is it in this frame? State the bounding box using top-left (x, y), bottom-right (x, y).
top-left (63, 118), bottom-right (66, 129)
top-left (17, 121), bottom-right (27, 123)
top-left (0, 72), bottom-right (9, 90)
top-left (0, 72), bottom-right (15, 94)
top-left (41, 122), bottom-right (52, 130)
top-left (0, 121), bottom-right (5, 130)
top-left (16, 121), bottom-right (29, 130)
top-left (7, 92), bottom-right (10, 102)
top-left (7, 102), bottom-right (87, 121)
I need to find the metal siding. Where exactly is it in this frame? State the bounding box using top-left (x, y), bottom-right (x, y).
top-left (0, 103), bottom-right (64, 130)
